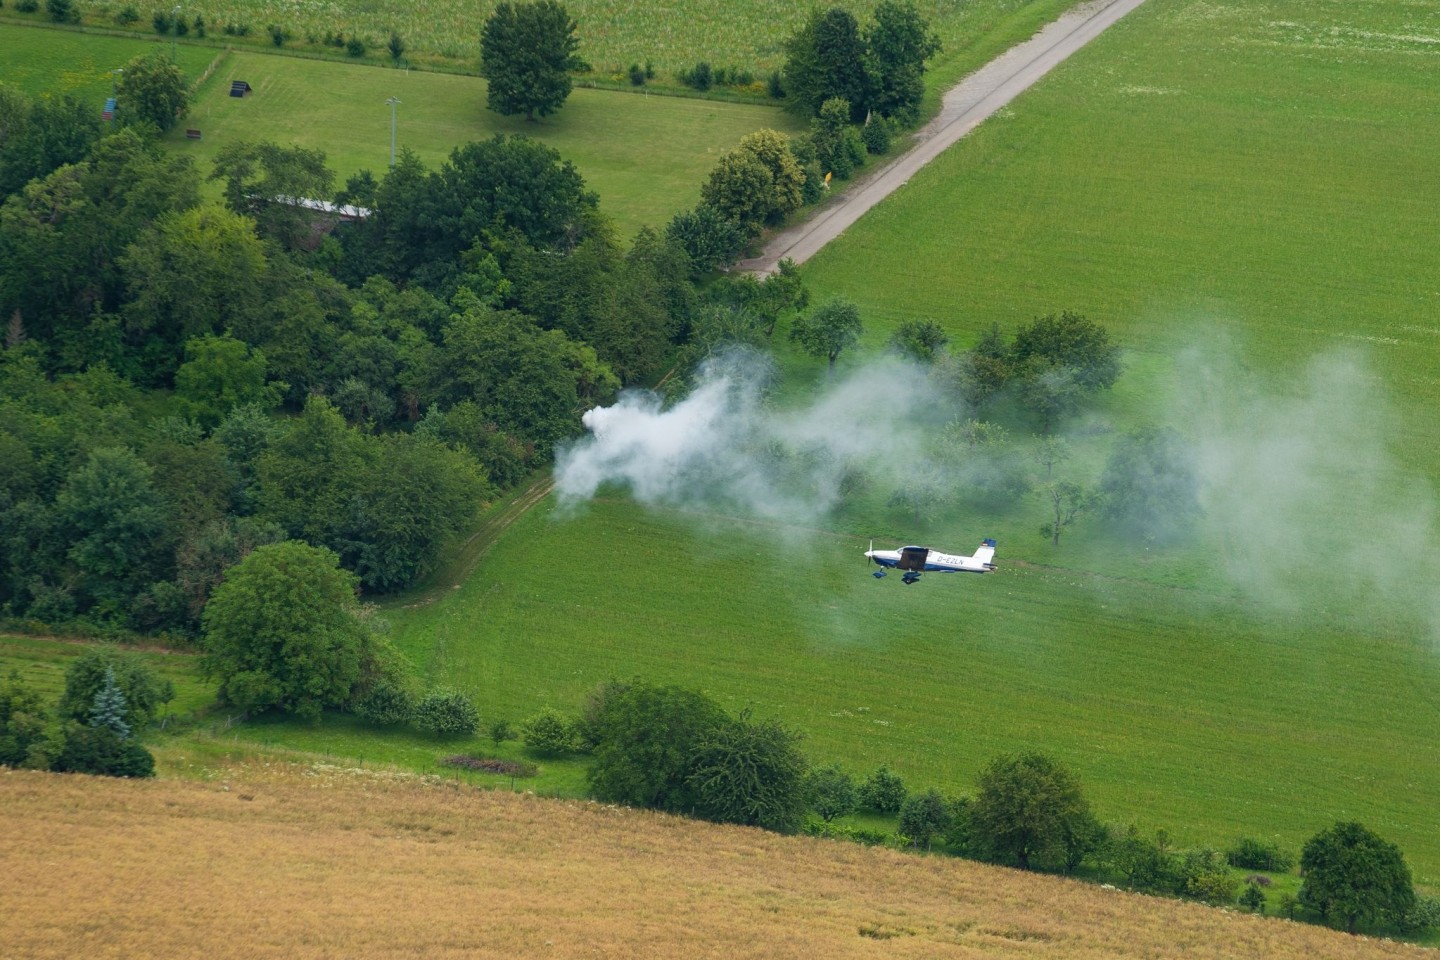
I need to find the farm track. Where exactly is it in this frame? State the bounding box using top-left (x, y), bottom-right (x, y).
top-left (400, 474), bottom-right (556, 607)
top-left (738, 0), bottom-right (1150, 276)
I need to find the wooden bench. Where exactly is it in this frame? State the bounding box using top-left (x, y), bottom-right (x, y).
top-left (185, 129), bottom-right (202, 140)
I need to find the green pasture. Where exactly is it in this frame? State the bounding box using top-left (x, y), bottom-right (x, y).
top-left (0, 633), bottom-right (215, 720)
top-left (169, 49), bottom-right (803, 238)
top-left (16, 0), bottom-right (1084, 83)
top-left (0, 23), bottom-right (218, 99)
top-left (800, 0), bottom-right (1440, 466)
top-left (379, 496), bottom-right (1440, 887)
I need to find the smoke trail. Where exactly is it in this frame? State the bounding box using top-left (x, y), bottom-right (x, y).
top-left (554, 347), bottom-right (938, 524)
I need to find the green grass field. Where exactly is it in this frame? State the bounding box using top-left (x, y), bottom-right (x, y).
top-left (4, 0), bottom-right (1082, 83)
top-left (169, 49), bottom-right (802, 238)
top-left (0, 23), bottom-right (220, 99)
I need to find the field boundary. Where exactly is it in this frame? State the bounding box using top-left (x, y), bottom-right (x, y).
top-left (738, 0), bottom-right (1149, 275)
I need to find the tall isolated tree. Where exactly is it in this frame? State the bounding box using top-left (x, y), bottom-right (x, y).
top-left (1300, 821), bottom-right (1416, 934)
top-left (864, 1), bottom-right (941, 122)
top-left (115, 52), bottom-right (189, 133)
top-left (789, 297), bottom-right (862, 374)
top-left (783, 7), bottom-right (869, 120)
top-left (480, 0), bottom-right (580, 121)
top-left (200, 541), bottom-right (379, 719)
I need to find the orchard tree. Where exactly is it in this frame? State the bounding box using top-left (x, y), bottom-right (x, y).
top-left (480, 0), bottom-right (580, 121)
top-left (857, 765), bottom-right (907, 813)
top-left (1300, 821), bottom-right (1415, 934)
top-left (1040, 479), bottom-right (1091, 547)
top-left (888, 317), bottom-right (948, 364)
top-left (804, 765), bottom-right (858, 825)
top-left (899, 788), bottom-right (953, 850)
top-left (789, 297), bottom-right (862, 375)
top-left (115, 52), bottom-right (188, 133)
top-left (973, 752), bottom-right (1094, 870)
top-left (200, 541), bottom-right (379, 719)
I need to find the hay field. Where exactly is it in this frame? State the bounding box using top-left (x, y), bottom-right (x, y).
top-left (0, 763), bottom-right (1423, 959)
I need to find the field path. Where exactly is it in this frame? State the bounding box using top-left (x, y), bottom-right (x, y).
top-left (399, 474), bottom-right (555, 607)
top-left (737, 0), bottom-right (1149, 276)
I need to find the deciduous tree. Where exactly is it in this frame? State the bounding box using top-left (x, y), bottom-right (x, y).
top-left (973, 752), bottom-right (1094, 871)
top-left (789, 297), bottom-right (862, 374)
top-left (200, 541), bottom-right (377, 719)
top-left (864, 1), bottom-right (940, 122)
top-left (480, 0), bottom-right (580, 121)
top-left (1300, 821), bottom-right (1416, 934)
top-left (690, 712), bottom-right (808, 834)
top-left (115, 52), bottom-right (188, 133)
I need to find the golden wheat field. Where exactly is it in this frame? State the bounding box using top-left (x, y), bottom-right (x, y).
top-left (0, 765), bottom-right (1425, 960)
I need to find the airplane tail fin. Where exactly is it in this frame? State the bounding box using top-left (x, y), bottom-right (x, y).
top-left (973, 538), bottom-right (997, 568)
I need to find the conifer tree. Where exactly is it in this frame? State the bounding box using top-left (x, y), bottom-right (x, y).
top-left (89, 667), bottom-right (132, 741)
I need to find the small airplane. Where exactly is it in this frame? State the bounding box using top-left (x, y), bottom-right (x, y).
top-left (865, 539), bottom-right (997, 585)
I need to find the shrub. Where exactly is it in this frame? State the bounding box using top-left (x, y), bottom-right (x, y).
top-left (1399, 895), bottom-right (1440, 934)
top-left (387, 32), bottom-right (404, 62)
top-left (412, 690), bottom-right (479, 738)
top-left (267, 23), bottom-right (287, 46)
top-left (174, 14), bottom-right (188, 35)
top-left (115, 5), bottom-right (139, 23)
top-left (51, 724), bottom-right (155, 778)
top-left (152, 8), bottom-right (171, 32)
top-left (0, 671), bottom-right (49, 769)
top-left (1239, 881), bottom-right (1267, 914)
top-left (345, 36), bottom-right (365, 57)
top-left (440, 755), bottom-right (537, 777)
top-left (1179, 848), bottom-right (1239, 904)
top-left (1226, 836), bottom-right (1295, 873)
top-left (681, 61), bottom-right (712, 91)
top-left (766, 70), bottom-right (785, 99)
top-left (689, 713), bottom-right (808, 834)
top-left (46, 0), bottom-right (78, 23)
top-left (628, 63), bottom-right (645, 86)
top-left (192, 13), bottom-right (203, 35)
top-left (804, 765), bottom-right (857, 824)
top-left (858, 765), bottom-right (907, 813)
top-left (665, 205), bottom-right (746, 275)
top-left (16, 0), bottom-right (39, 10)
top-left (59, 650), bottom-right (174, 733)
top-left (862, 116), bottom-right (892, 154)
top-left (353, 681), bottom-right (413, 726)
top-left (521, 708), bottom-right (578, 756)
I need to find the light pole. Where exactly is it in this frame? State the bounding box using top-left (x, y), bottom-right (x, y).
top-left (385, 97), bottom-right (400, 169)
top-left (110, 67), bottom-right (123, 95)
top-left (171, 5), bottom-right (181, 60)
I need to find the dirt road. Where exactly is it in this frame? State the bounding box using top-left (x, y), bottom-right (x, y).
top-left (737, 0), bottom-right (1150, 276)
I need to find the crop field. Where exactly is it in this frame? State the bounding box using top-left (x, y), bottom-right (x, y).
top-left (172, 49), bottom-right (804, 238)
top-left (2, 764), bottom-right (1418, 959)
top-left (11, 0), bottom-right (1083, 84)
top-left (0, 23), bottom-right (219, 99)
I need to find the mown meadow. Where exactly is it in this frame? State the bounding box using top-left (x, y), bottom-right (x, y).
top-left (172, 49), bottom-right (805, 239)
top-left (0, 23), bottom-right (219, 98)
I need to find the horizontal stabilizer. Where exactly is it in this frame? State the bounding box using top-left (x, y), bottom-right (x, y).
top-left (973, 539), bottom-right (997, 566)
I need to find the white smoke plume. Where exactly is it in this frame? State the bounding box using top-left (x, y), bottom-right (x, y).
top-left (554, 348), bottom-right (938, 524)
top-left (1177, 341), bottom-right (1440, 641)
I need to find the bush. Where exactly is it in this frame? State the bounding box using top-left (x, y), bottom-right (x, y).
top-left (151, 8), bottom-right (171, 32)
top-left (766, 70), bottom-right (785, 99)
top-left (1239, 881), bottom-right (1267, 914)
top-left (345, 36), bottom-right (365, 57)
top-left (665, 205), bottom-right (746, 275)
top-left (192, 13), bottom-right (203, 35)
top-left (1226, 836), bottom-right (1295, 873)
top-left (387, 32), bottom-right (404, 62)
top-left (412, 690), bottom-right (480, 738)
top-left (46, 0), bottom-right (78, 23)
top-left (1399, 895), bottom-right (1440, 934)
top-left (689, 713), bottom-right (808, 834)
top-left (862, 116), bottom-right (892, 155)
top-left (173, 14), bottom-right (188, 35)
top-left (268, 23), bottom-right (287, 46)
top-left (115, 5), bottom-right (139, 23)
top-left (16, 0), bottom-right (39, 11)
top-left (858, 765), bottom-right (906, 813)
top-left (521, 708), bottom-right (578, 756)
top-left (59, 650), bottom-right (174, 733)
top-left (1179, 848), bottom-right (1239, 905)
top-left (353, 681), bottom-right (413, 727)
top-left (681, 61), bottom-right (712, 91)
top-left (628, 63), bottom-right (645, 86)
top-left (51, 724), bottom-right (155, 778)
top-left (804, 765), bottom-right (857, 824)
top-left (898, 789), bottom-right (952, 850)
